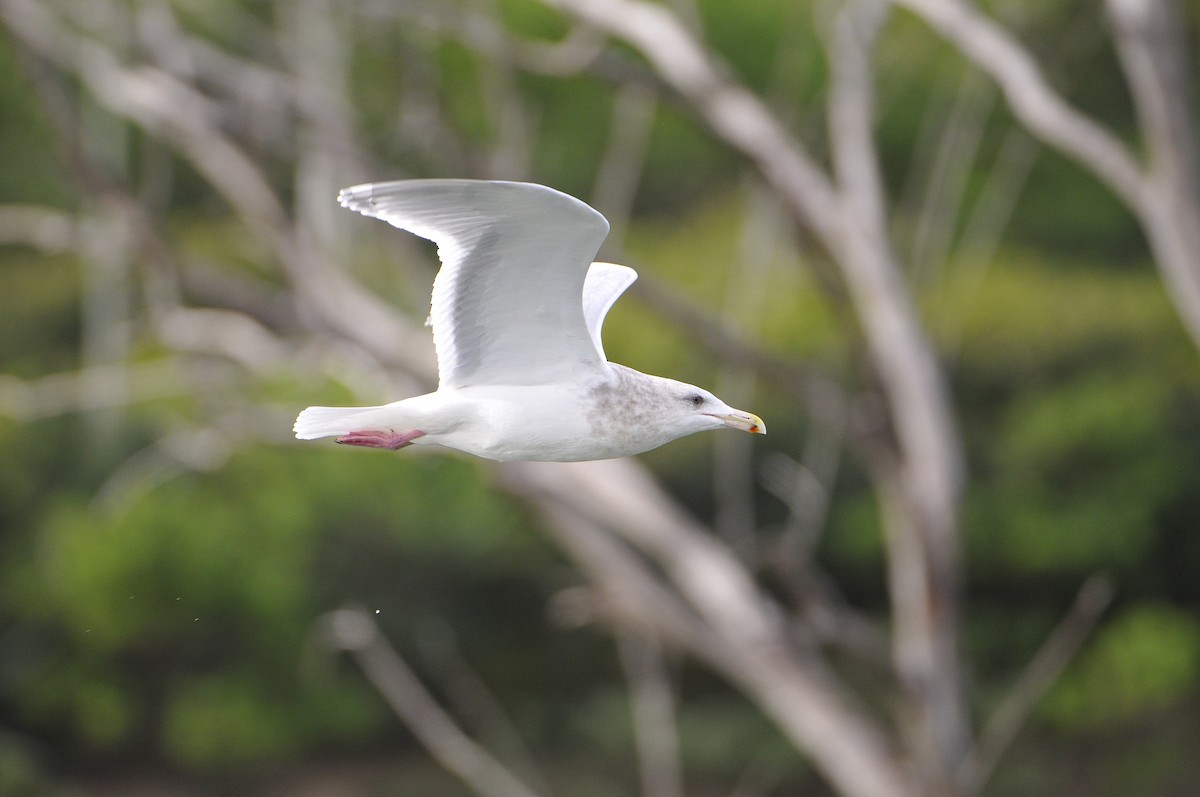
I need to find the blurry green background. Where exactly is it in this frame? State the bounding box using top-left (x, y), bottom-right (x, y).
top-left (1, 0), bottom-right (1198, 795)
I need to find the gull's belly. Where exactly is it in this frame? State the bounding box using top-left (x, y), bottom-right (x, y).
top-left (432, 384), bottom-right (639, 462)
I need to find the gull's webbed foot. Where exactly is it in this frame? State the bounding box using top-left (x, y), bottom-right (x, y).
top-left (335, 429), bottom-right (426, 450)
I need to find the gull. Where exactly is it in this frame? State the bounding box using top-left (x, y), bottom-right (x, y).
top-left (294, 179), bottom-right (765, 461)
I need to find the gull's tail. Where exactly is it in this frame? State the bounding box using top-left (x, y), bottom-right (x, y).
top-left (294, 405), bottom-right (391, 440)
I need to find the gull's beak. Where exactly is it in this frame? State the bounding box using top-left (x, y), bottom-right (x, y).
top-left (709, 410), bottom-right (766, 435)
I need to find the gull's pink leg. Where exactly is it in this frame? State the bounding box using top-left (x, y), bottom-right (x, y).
top-left (335, 429), bottom-right (426, 450)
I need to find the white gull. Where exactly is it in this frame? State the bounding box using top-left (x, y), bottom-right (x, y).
top-left (294, 179), bottom-right (765, 461)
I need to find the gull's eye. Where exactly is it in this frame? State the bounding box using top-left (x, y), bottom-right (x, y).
top-left (687, 394), bottom-right (705, 407)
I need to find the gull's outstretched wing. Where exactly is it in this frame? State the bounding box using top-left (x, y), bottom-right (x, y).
top-left (582, 262), bottom-right (637, 361)
top-left (338, 180), bottom-right (610, 389)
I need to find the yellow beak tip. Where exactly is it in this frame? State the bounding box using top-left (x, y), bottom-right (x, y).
top-left (718, 411), bottom-right (765, 435)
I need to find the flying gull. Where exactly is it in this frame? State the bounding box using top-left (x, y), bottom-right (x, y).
top-left (294, 179), bottom-right (765, 461)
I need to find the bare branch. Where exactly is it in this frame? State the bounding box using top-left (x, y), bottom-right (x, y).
top-left (711, 185), bottom-right (784, 561)
top-left (628, 273), bottom-right (849, 430)
top-left (154, 306), bottom-right (291, 372)
top-left (826, 3), bottom-right (970, 784)
top-left (507, 458), bottom-right (912, 797)
top-left (283, 0), bottom-right (367, 247)
top-left (133, 1), bottom-right (295, 147)
top-left (761, 421), bottom-right (843, 564)
top-left (617, 633), bottom-right (684, 797)
top-left (904, 69), bottom-right (996, 285)
top-left (1107, 0), bottom-right (1198, 185)
top-left (320, 608), bottom-right (548, 797)
top-left (591, 84), bottom-right (657, 250)
top-left (887, 0), bottom-right (1145, 208)
top-left (93, 406), bottom-right (295, 515)
top-left (0, 204), bottom-right (75, 252)
top-left (3, 0), bottom-right (439, 382)
top-left (543, 0), bottom-right (843, 247)
top-left (939, 129), bottom-right (1040, 356)
top-left (529, 487), bottom-right (725, 659)
top-left (963, 574), bottom-right (1115, 790)
top-left (759, 445), bottom-right (894, 670)
top-left (1106, 0), bottom-right (1200, 355)
top-left (0, 360), bottom-right (231, 422)
top-left (891, 0), bottom-right (1200, 357)
top-left (415, 620), bottom-right (553, 795)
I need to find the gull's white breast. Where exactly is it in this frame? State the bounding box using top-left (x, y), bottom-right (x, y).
top-left (428, 382), bottom-right (616, 462)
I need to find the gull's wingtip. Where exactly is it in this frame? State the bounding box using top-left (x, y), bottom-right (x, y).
top-left (337, 183), bottom-right (374, 209)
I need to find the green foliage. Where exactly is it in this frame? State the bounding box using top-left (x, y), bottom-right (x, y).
top-left (0, 732), bottom-right (49, 796)
top-left (434, 42), bottom-right (496, 146)
top-left (0, 250), bottom-right (82, 378)
top-left (498, 0), bottom-right (572, 40)
top-left (2, 443), bottom-right (537, 768)
top-left (638, 106), bottom-right (742, 213)
top-left (1011, 155), bottom-right (1143, 260)
top-left (522, 74), bottom-right (615, 196)
top-left (696, 0), bottom-right (794, 90)
top-left (824, 492), bottom-right (886, 589)
top-left (674, 696), bottom-right (801, 777)
top-left (1042, 605), bottom-right (1200, 730)
top-left (971, 369), bottom-right (1190, 575)
top-left (161, 669), bottom-right (384, 767)
top-left (0, 38), bottom-right (70, 206)
top-left (941, 260), bottom-right (1200, 581)
top-left (620, 197), bottom-right (843, 362)
top-left (567, 684), bottom-right (805, 790)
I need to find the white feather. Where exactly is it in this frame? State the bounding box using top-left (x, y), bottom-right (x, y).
top-left (293, 405), bottom-right (390, 439)
top-left (582, 262), bottom-right (637, 361)
top-left (338, 180), bottom-right (611, 388)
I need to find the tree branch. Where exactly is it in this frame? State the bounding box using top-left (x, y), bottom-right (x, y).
top-left (508, 459), bottom-right (913, 797)
top-left (887, 0), bottom-right (1145, 208)
top-left (0, 204), bottom-right (75, 252)
top-left (826, 3), bottom-right (970, 787)
top-left (542, 0), bottom-right (843, 247)
top-left (891, 0), bottom-right (1200, 357)
top-left (1106, 0), bottom-right (1200, 356)
top-left (963, 574), bottom-right (1114, 790)
top-left (319, 608), bottom-right (548, 797)
top-left (617, 633), bottom-right (684, 797)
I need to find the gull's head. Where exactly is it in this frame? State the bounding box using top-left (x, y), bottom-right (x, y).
top-left (658, 379), bottom-right (766, 438)
top-left (585, 367), bottom-right (766, 458)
